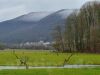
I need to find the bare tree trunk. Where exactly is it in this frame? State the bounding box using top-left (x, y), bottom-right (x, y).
top-left (63, 53), bottom-right (74, 66)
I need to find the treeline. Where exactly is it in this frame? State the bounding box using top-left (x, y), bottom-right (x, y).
top-left (52, 1), bottom-right (100, 53)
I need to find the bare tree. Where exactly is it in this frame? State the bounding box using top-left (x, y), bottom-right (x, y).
top-left (63, 53), bottom-right (74, 66)
top-left (52, 25), bottom-right (65, 52)
top-left (12, 50), bottom-right (29, 69)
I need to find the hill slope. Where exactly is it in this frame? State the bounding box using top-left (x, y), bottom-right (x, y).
top-left (0, 9), bottom-right (73, 43)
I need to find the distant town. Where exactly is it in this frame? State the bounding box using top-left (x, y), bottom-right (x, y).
top-left (5, 41), bottom-right (52, 50)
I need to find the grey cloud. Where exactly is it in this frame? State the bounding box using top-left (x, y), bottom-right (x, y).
top-left (0, 0), bottom-right (92, 21)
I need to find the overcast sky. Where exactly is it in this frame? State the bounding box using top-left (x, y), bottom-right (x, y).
top-left (0, 0), bottom-right (96, 22)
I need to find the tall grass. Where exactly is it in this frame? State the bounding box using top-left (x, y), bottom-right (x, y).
top-left (0, 49), bottom-right (100, 66)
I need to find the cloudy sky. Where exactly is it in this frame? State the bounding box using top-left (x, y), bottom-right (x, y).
top-left (0, 0), bottom-right (96, 22)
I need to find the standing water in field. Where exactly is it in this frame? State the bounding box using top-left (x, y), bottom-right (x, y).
top-left (0, 65), bottom-right (100, 70)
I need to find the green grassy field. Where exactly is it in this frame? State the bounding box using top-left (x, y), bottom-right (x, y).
top-left (0, 68), bottom-right (100, 75)
top-left (0, 49), bottom-right (100, 66)
top-left (0, 49), bottom-right (100, 75)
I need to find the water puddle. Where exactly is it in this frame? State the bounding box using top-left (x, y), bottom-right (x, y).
top-left (0, 65), bottom-right (100, 70)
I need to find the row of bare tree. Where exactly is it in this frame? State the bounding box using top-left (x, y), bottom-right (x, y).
top-left (52, 1), bottom-right (100, 53)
